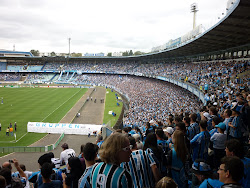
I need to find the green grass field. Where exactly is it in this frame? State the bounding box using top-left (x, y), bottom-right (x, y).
top-left (103, 89), bottom-right (123, 127)
top-left (0, 87), bottom-right (87, 147)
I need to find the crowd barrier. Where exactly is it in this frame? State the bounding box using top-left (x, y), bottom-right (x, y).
top-left (0, 133), bottom-right (65, 153)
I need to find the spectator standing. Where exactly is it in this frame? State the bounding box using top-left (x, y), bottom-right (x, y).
top-left (155, 177), bottom-right (177, 188)
top-left (191, 159), bottom-right (223, 188)
top-left (156, 128), bottom-right (168, 153)
top-left (90, 133), bottom-right (133, 188)
top-left (6, 127), bottom-right (9, 136)
top-left (0, 175), bottom-right (6, 188)
top-left (190, 120), bottom-right (211, 162)
top-left (228, 103), bottom-right (244, 142)
top-left (188, 113), bottom-right (200, 141)
top-left (143, 133), bottom-right (165, 175)
top-left (78, 143), bottom-right (98, 188)
top-left (167, 130), bottom-right (188, 188)
top-left (121, 136), bottom-right (161, 188)
top-left (9, 127), bottom-right (13, 136)
top-left (210, 122), bottom-right (227, 169)
top-left (39, 162), bottom-right (62, 188)
top-left (225, 139), bottom-right (250, 188)
top-left (60, 143), bottom-right (76, 166)
top-left (217, 156), bottom-right (244, 188)
top-left (62, 157), bottom-right (83, 188)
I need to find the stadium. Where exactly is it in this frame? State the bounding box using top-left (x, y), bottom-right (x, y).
top-left (0, 0), bottom-right (249, 187)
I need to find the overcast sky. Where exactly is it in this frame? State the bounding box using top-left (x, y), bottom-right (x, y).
top-left (0, 0), bottom-right (230, 54)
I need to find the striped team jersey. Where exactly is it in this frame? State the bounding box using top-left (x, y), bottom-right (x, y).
top-left (91, 162), bottom-right (133, 188)
top-left (209, 128), bottom-right (218, 137)
top-left (78, 165), bottom-right (94, 188)
top-left (121, 149), bottom-right (156, 188)
top-left (190, 131), bottom-right (211, 162)
top-left (187, 122), bottom-right (200, 141)
top-left (228, 116), bottom-right (243, 138)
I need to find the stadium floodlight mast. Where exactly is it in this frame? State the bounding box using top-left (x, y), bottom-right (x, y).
top-left (191, 3), bottom-right (198, 29)
top-left (68, 37), bottom-right (71, 57)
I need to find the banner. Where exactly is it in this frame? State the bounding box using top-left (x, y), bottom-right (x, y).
top-left (27, 122), bottom-right (102, 135)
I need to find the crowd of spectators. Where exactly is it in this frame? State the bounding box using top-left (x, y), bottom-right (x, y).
top-left (0, 58), bottom-right (249, 187)
top-left (40, 59), bottom-right (250, 94)
top-left (0, 73), bottom-right (21, 81)
top-left (1, 99), bottom-right (249, 187)
top-left (75, 74), bottom-right (202, 126)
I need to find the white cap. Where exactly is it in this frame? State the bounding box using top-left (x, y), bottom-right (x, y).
top-left (149, 120), bottom-right (155, 124)
top-left (203, 112), bottom-right (211, 120)
top-left (164, 127), bottom-right (174, 135)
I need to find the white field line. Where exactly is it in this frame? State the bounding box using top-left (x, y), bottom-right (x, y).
top-left (41, 88), bottom-right (83, 122)
top-left (1, 88), bottom-right (83, 144)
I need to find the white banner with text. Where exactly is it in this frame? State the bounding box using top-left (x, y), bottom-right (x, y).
top-left (27, 122), bottom-right (102, 135)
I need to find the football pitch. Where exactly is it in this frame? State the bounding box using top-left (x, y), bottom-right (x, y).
top-left (0, 87), bottom-right (87, 147)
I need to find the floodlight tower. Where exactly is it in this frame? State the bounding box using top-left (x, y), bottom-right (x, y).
top-left (68, 37), bottom-right (71, 57)
top-left (191, 3), bottom-right (198, 29)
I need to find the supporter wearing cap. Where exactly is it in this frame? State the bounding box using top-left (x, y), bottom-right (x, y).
top-left (191, 159), bottom-right (223, 188)
top-left (29, 152), bottom-right (63, 187)
top-left (228, 102), bottom-right (244, 141)
top-left (163, 127), bottom-right (173, 148)
top-left (210, 122), bottom-right (227, 169)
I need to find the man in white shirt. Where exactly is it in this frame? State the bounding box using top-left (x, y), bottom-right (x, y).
top-left (60, 143), bottom-right (76, 166)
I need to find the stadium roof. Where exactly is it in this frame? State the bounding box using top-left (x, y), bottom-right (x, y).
top-left (0, 50), bottom-right (33, 57)
top-left (139, 0), bottom-right (250, 60)
top-left (0, 0), bottom-right (249, 62)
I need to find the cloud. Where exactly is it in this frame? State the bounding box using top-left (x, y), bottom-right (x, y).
top-left (0, 0), bottom-right (229, 54)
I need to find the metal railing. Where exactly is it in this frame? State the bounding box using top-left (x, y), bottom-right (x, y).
top-left (0, 133), bottom-right (64, 153)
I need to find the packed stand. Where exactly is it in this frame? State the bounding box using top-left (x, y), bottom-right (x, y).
top-left (75, 74), bottom-right (202, 126)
